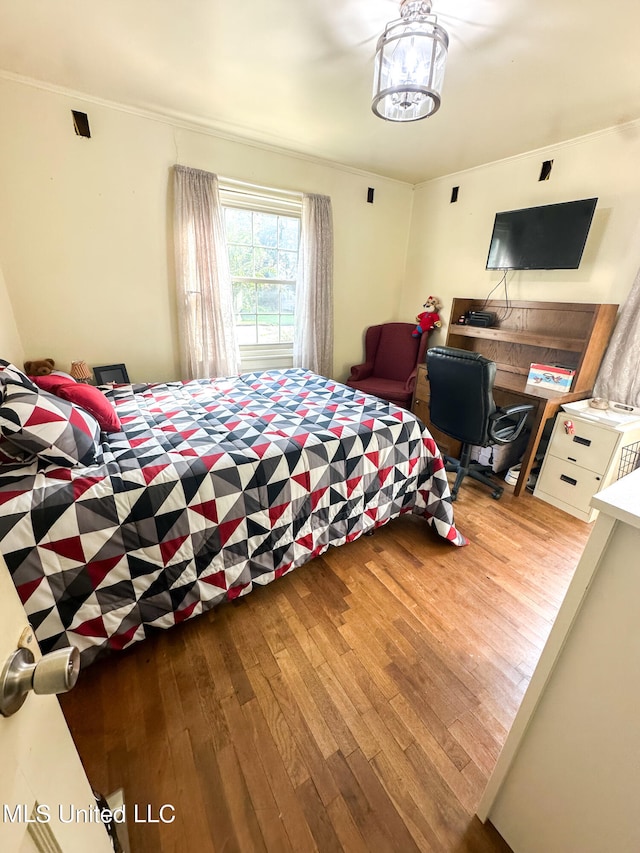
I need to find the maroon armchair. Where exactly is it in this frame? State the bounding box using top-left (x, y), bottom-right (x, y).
top-left (346, 322), bottom-right (430, 409)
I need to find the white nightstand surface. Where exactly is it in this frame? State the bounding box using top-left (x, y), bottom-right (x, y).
top-left (562, 399), bottom-right (640, 428)
top-left (591, 467), bottom-right (640, 529)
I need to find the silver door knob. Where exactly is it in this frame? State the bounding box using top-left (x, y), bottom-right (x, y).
top-left (0, 646), bottom-right (80, 717)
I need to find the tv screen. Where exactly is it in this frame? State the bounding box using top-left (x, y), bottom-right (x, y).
top-left (486, 198), bottom-right (597, 270)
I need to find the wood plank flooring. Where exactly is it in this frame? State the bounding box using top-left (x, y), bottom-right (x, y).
top-left (60, 485), bottom-right (591, 853)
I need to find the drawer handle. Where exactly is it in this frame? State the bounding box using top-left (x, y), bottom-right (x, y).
top-left (572, 435), bottom-right (591, 447)
top-left (568, 456), bottom-right (577, 462)
top-left (560, 474), bottom-right (577, 486)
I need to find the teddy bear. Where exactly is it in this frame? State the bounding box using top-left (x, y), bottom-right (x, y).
top-left (412, 296), bottom-right (443, 337)
top-left (23, 358), bottom-right (56, 376)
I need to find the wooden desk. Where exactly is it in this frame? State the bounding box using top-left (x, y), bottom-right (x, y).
top-left (414, 299), bottom-right (619, 497)
top-left (413, 365), bottom-right (584, 496)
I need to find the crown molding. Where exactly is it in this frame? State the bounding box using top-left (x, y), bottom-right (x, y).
top-left (414, 116), bottom-right (640, 189)
top-left (0, 69), bottom-right (412, 187)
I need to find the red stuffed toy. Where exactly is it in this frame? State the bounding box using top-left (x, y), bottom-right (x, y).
top-left (412, 296), bottom-right (442, 337)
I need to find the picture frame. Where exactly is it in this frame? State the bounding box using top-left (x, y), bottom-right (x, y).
top-left (92, 363), bottom-right (130, 385)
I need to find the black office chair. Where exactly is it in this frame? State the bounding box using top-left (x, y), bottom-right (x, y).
top-left (426, 346), bottom-right (534, 500)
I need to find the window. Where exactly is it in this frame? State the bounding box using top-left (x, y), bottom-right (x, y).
top-left (220, 182), bottom-right (301, 369)
top-left (224, 208), bottom-right (300, 346)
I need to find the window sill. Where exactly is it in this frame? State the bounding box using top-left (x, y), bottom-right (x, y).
top-left (239, 345), bottom-right (293, 373)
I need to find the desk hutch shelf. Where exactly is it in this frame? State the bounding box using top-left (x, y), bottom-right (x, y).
top-left (446, 299), bottom-right (617, 390)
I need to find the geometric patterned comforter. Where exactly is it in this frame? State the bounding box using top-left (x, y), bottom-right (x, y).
top-left (0, 369), bottom-right (465, 665)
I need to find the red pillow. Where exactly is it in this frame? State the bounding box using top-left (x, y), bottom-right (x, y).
top-left (31, 374), bottom-right (75, 393)
top-left (55, 384), bottom-right (121, 433)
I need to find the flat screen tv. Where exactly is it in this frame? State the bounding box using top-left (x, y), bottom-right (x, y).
top-left (486, 197), bottom-right (597, 270)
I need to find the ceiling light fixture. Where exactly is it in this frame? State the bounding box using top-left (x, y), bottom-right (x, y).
top-left (372, 0), bottom-right (449, 122)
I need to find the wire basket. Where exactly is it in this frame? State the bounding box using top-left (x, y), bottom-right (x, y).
top-left (618, 441), bottom-right (640, 480)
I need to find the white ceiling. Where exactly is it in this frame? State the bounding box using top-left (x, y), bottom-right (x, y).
top-left (1, 0), bottom-right (639, 184)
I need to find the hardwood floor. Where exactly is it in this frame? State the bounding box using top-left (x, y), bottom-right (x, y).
top-left (60, 484), bottom-right (591, 853)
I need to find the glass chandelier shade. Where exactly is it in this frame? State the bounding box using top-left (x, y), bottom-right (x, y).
top-left (372, 0), bottom-right (449, 122)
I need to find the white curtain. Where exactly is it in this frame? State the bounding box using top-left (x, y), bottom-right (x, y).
top-left (593, 268), bottom-right (640, 405)
top-left (293, 193), bottom-right (334, 376)
top-left (173, 165), bottom-right (240, 379)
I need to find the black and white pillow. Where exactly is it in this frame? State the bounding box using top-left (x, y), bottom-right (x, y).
top-left (0, 359), bottom-right (38, 392)
top-left (0, 381), bottom-right (102, 467)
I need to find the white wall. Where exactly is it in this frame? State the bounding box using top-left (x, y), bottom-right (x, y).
top-left (0, 76), bottom-right (414, 383)
top-left (400, 123), bottom-right (640, 335)
top-left (2, 75), bottom-right (640, 384)
top-left (0, 262), bottom-right (24, 366)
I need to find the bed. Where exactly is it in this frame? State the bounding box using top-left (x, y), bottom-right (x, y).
top-left (0, 365), bottom-right (465, 665)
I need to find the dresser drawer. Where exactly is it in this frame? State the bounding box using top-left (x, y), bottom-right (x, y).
top-left (413, 397), bottom-right (430, 424)
top-left (414, 365), bottom-right (430, 401)
top-left (535, 455), bottom-right (603, 515)
top-left (549, 417), bottom-right (618, 474)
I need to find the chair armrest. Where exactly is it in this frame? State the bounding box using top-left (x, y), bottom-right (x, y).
top-left (404, 367), bottom-right (418, 393)
top-left (404, 367), bottom-right (418, 394)
top-left (498, 403), bottom-right (536, 417)
top-left (348, 362), bottom-right (374, 382)
top-left (489, 403), bottom-right (535, 445)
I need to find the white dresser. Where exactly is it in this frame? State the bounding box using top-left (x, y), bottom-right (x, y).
top-left (534, 400), bottom-right (640, 522)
